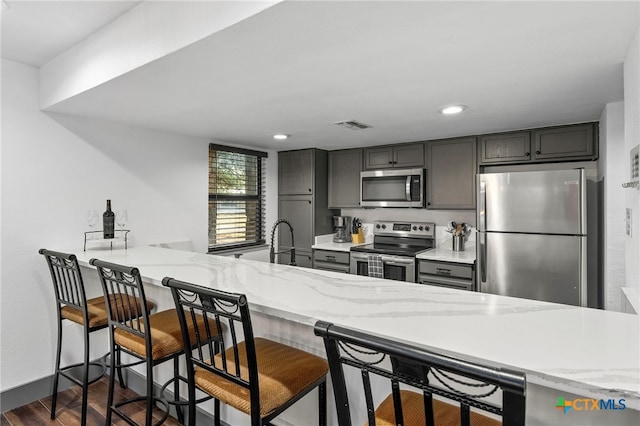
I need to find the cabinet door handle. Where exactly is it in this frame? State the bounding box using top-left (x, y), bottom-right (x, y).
top-left (436, 268), bottom-right (452, 275)
top-left (525, 152), bottom-right (530, 156)
top-left (536, 150), bottom-right (541, 155)
top-left (308, 188), bottom-right (312, 192)
top-left (308, 200), bottom-right (312, 204)
top-left (388, 161), bottom-right (393, 164)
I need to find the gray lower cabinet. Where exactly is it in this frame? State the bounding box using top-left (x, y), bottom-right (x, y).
top-left (312, 249), bottom-right (350, 273)
top-left (328, 148), bottom-right (362, 208)
top-left (364, 143), bottom-right (424, 170)
top-left (478, 123), bottom-right (597, 165)
top-left (277, 149), bottom-right (337, 269)
top-left (426, 137), bottom-right (477, 209)
top-left (417, 260), bottom-right (475, 291)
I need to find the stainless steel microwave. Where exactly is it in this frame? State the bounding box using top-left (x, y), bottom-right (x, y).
top-left (360, 168), bottom-right (425, 208)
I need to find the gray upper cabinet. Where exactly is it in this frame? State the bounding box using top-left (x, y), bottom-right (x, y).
top-left (364, 143), bottom-right (424, 170)
top-left (479, 132), bottom-right (531, 164)
top-left (426, 137), bottom-right (477, 210)
top-left (278, 149), bottom-right (314, 195)
top-left (479, 123), bottom-right (597, 166)
top-left (328, 148), bottom-right (363, 208)
top-left (533, 123), bottom-right (595, 160)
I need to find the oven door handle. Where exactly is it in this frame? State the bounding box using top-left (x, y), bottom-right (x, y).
top-left (380, 256), bottom-right (414, 265)
top-left (350, 253), bottom-right (369, 261)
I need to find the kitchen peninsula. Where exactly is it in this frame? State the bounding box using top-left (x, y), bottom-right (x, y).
top-left (73, 245), bottom-right (639, 425)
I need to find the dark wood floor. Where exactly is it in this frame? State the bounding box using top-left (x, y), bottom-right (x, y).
top-left (1, 376), bottom-right (181, 426)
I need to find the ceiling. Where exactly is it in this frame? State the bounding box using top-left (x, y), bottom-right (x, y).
top-left (2, 1), bottom-right (639, 151)
top-left (1, 0), bottom-right (141, 67)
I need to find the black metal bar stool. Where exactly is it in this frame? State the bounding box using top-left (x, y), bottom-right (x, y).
top-left (314, 320), bottom-right (527, 426)
top-left (39, 249), bottom-right (153, 425)
top-left (90, 259), bottom-right (222, 426)
top-left (163, 276), bottom-right (328, 426)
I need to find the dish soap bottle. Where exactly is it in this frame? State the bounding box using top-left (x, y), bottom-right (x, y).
top-left (103, 199), bottom-right (115, 239)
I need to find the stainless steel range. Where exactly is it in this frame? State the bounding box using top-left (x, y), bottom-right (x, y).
top-left (350, 220), bottom-right (435, 282)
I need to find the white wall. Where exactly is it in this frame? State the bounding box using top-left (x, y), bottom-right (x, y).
top-left (624, 28), bottom-right (640, 297)
top-left (0, 58), bottom-right (278, 391)
top-left (599, 102), bottom-right (626, 311)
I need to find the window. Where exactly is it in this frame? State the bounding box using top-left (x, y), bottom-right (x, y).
top-left (208, 144), bottom-right (267, 252)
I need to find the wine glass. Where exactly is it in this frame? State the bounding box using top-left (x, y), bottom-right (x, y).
top-left (87, 210), bottom-right (99, 239)
top-left (116, 210), bottom-right (128, 233)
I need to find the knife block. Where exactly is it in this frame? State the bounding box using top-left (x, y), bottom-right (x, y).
top-left (352, 229), bottom-right (365, 244)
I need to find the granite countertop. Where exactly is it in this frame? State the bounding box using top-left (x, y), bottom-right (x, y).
top-left (73, 245), bottom-right (640, 409)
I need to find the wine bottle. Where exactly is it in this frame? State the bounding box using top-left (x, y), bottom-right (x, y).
top-left (103, 199), bottom-right (115, 239)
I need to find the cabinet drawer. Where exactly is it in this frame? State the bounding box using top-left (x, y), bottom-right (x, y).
top-left (314, 261), bottom-right (351, 273)
top-left (313, 250), bottom-right (350, 265)
top-left (418, 261), bottom-right (472, 279)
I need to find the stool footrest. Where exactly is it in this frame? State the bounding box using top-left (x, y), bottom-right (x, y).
top-left (160, 375), bottom-right (214, 406)
top-left (59, 362), bottom-right (106, 387)
top-left (112, 395), bottom-right (170, 426)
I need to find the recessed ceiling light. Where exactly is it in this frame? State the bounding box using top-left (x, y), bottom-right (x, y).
top-left (439, 105), bottom-right (467, 115)
top-left (273, 134), bottom-right (289, 140)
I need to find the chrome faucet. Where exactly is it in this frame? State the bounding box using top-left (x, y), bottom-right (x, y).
top-left (269, 219), bottom-right (296, 266)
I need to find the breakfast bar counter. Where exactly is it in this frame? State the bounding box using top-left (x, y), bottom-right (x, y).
top-left (73, 245), bottom-right (639, 425)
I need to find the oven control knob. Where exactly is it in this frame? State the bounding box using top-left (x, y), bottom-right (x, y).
top-left (412, 226), bottom-right (417, 231)
top-left (375, 224), bottom-right (380, 229)
top-left (419, 226), bottom-right (424, 231)
top-left (381, 224), bottom-right (386, 229)
top-left (424, 226), bottom-right (429, 231)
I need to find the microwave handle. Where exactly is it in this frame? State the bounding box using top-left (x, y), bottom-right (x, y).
top-left (406, 176), bottom-right (412, 201)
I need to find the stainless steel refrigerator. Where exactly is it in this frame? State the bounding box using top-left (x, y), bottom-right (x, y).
top-left (477, 169), bottom-right (588, 306)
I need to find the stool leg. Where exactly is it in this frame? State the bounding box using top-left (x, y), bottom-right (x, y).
top-left (174, 356), bottom-right (184, 424)
top-left (50, 316), bottom-right (63, 420)
top-left (214, 398), bottom-right (221, 426)
top-left (145, 357), bottom-right (154, 426)
top-left (116, 345), bottom-right (126, 389)
top-left (80, 326), bottom-right (90, 425)
top-left (318, 381), bottom-right (326, 426)
top-left (106, 333), bottom-right (116, 426)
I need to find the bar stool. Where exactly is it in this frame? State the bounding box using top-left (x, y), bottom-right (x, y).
top-left (162, 276), bottom-right (328, 426)
top-left (39, 249), bottom-right (153, 425)
top-left (314, 320), bottom-right (527, 426)
top-left (90, 259), bottom-right (222, 426)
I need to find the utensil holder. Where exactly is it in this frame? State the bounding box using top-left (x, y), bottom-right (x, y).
top-left (452, 235), bottom-right (465, 252)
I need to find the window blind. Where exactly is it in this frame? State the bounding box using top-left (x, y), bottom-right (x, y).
top-left (208, 144), bottom-right (267, 251)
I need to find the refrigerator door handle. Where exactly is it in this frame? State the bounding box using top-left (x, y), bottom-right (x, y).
top-left (478, 179), bottom-right (486, 232)
top-left (479, 232), bottom-right (487, 286)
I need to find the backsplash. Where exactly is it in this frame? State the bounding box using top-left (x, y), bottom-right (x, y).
top-left (340, 208), bottom-right (476, 249)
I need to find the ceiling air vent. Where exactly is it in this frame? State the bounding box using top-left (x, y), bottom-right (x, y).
top-left (333, 120), bottom-right (372, 130)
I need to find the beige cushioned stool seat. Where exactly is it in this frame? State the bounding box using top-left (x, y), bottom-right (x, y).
top-left (194, 337), bottom-right (329, 418)
top-left (61, 295), bottom-right (154, 328)
top-left (114, 309), bottom-right (219, 361)
top-left (371, 389), bottom-right (500, 426)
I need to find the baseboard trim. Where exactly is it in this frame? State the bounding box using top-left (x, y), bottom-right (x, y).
top-left (1, 374), bottom-right (74, 413)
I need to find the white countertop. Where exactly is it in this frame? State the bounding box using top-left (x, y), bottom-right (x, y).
top-left (73, 245), bottom-right (640, 409)
top-left (311, 233), bottom-right (370, 252)
top-left (416, 244), bottom-right (476, 264)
